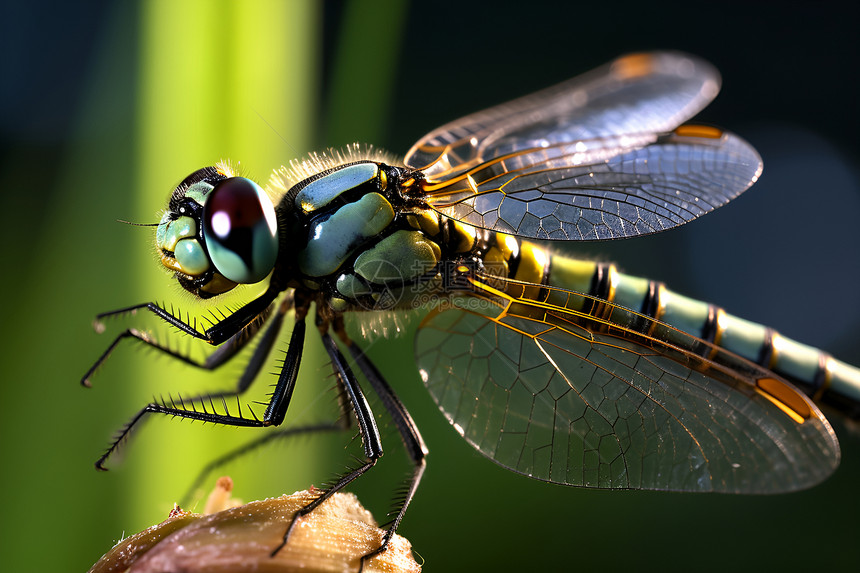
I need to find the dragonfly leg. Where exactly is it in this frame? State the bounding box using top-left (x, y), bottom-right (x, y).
top-left (82, 297), bottom-right (284, 387)
top-left (180, 421), bottom-right (348, 507)
top-left (95, 286), bottom-right (280, 343)
top-left (273, 329), bottom-right (383, 558)
top-left (341, 333), bottom-right (427, 567)
top-left (83, 289), bottom-right (283, 385)
top-left (95, 314), bottom-right (306, 470)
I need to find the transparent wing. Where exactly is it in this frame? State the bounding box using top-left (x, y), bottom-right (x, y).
top-left (421, 127), bottom-right (761, 240)
top-left (414, 274), bottom-right (839, 492)
top-left (404, 51), bottom-right (761, 240)
top-left (405, 52), bottom-right (720, 179)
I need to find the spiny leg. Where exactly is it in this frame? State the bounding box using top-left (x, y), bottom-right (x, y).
top-left (83, 289), bottom-right (283, 386)
top-left (136, 297), bottom-right (292, 433)
top-left (82, 298), bottom-right (281, 389)
top-left (180, 422), bottom-right (347, 507)
top-left (95, 313), bottom-right (307, 470)
top-left (181, 350), bottom-right (359, 506)
top-left (337, 322), bottom-right (427, 565)
top-left (274, 329), bottom-right (383, 557)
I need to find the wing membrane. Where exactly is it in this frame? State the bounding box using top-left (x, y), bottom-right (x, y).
top-left (414, 274), bottom-right (839, 492)
top-left (406, 52), bottom-right (762, 240)
top-left (423, 129), bottom-right (761, 240)
top-left (405, 52), bottom-right (720, 179)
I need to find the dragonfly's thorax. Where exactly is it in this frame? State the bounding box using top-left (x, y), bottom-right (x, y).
top-left (274, 160), bottom-right (524, 312)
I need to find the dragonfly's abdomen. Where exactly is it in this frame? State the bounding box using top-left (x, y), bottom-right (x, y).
top-left (536, 249), bottom-right (860, 418)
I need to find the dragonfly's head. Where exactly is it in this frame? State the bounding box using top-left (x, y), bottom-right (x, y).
top-left (155, 164), bottom-right (279, 299)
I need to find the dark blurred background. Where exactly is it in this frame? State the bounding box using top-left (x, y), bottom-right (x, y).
top-left (1, 1), bottom-right (858, 571)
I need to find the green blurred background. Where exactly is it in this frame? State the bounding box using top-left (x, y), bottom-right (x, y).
top-left (1, 0), bottom-right (859, 571)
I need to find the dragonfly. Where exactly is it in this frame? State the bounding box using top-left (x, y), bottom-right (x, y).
top-left (84, 51), bottom-right (860, 566)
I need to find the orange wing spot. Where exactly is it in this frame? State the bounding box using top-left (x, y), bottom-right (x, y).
top-left (611, 53), bottom-right (655, 79)
top-left (755, 377), bottom-right (813, 424)
top-left (674, 124), bottom-right (724, 139)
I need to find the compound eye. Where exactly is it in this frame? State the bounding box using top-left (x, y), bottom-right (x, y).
top-left (202, 177), bottom-right (279, 283)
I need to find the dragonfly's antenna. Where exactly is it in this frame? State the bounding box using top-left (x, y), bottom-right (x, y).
top-left (254, 109), bottom-right (300, 157)
top-left (116, 219), bottom-right (160, 227)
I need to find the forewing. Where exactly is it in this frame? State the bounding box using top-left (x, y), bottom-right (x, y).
top-left (414, 277), bottom-right (839, 493)
top-left (405, 52), bottom-right (720, 180)
top-left (423, 127), bottom-right (762, 240)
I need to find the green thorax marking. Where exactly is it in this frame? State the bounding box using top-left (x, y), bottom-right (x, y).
top-left (295, 162), bottom-right (380, 213)
top-left (297, 191), bottom-right (395, 277)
